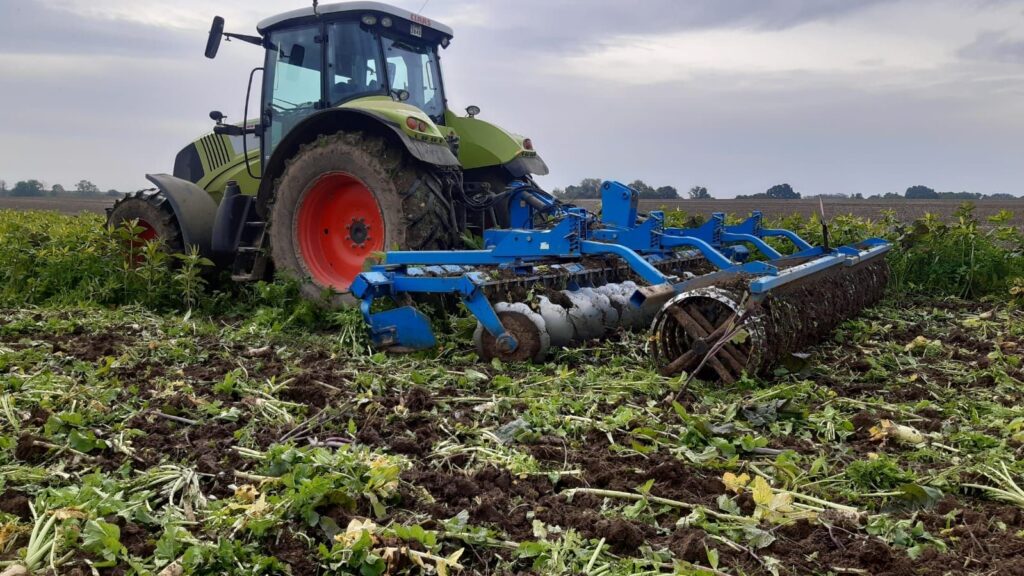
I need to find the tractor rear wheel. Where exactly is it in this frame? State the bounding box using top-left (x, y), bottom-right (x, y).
top-left (106, 190), bottom-right (185, 253)
top-left (269, 131), bottom-right (457, 306)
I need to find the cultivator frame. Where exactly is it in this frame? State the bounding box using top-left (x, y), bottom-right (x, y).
top-left (351, 181), bottom-right (890, 380)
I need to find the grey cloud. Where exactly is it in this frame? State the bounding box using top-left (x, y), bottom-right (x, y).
top-left (0, 0), bottom-right (1022, 196)
top-left (958, 30), bottom-right (1024, 63)
top-left (0, 1), bottom-right (192, 56)
top-left (431, 0), bottom-right (889, 52)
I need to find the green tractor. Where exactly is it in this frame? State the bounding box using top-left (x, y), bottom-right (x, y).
top-left (109, 1), bottom-right (548, 303)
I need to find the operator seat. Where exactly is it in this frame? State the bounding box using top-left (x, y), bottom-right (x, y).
top-left (332, 57), bottom-right (360, 101)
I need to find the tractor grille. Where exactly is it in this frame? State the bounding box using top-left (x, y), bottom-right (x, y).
top-left (199, 134), bottom-right (232, 170)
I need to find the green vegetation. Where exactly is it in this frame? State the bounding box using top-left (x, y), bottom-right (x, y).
top-left (665, 203), bottom-right (1024, 301)
top-left (1, 206), bottom-right (1023, 575)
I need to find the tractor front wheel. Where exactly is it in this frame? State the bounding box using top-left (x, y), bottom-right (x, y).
top-left (269, 132), bottom-right (456, 306)
top-left (106, 190), bottom-right (185, 253)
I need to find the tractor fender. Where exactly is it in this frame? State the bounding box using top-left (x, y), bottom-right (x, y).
top-left (256, 108), bottom-right (459, 217)
top-left (144, 173), bottom-right (218, 256)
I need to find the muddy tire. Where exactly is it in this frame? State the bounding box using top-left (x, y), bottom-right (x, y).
top-left (106, 190), bottom-right (185, 253)
top-left (269, 131), bottom-right (457, 307)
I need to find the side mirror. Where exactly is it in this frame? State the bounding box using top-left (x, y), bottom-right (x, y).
top-left (205, 16), bottom-right (225, 59)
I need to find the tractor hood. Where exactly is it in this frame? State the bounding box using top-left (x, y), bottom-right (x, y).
top-left (444, 110), bottom-right (548, 175)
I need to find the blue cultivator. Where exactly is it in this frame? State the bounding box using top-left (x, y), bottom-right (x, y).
top-left (351, 181), bottom-right (890, 381)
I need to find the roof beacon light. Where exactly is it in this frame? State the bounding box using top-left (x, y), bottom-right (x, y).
top-left (361, 14), bottom-right (377, 26)
top-left (523, 138), bottom-right (534, 150)
top-left (381, 16), bottom-right (393, 27)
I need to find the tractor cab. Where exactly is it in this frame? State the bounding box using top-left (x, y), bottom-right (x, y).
top-left (252, 4), bottom-right (453, 162)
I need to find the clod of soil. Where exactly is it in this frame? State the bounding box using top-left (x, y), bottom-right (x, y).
top-left (14, 433), bottom-right (49, 463)
top-left (0, 490), bottom-right (32, 520)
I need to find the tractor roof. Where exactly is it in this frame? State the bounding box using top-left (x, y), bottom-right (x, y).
top-left (257, 1), bottom-right (454, 38)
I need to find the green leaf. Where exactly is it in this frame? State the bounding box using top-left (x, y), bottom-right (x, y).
top-left (304, 509), bottom-right (320, 527)
top-left (58, 411), bottom-right (84, 426)
top-left (517, 541), bottom-right (549, 558)
top-left (743, 526), bottom-right (777, 549)
top-left (69, 428), bottom-right (104, 453)
top-left (896, 483), bottom-right (944, 506)
top-left (83, 519), bottom-right (123, 561)
top-left (706, 546), bottom-right (720, 569)
top-left (716, 494), bottom-right (742, 515)
top-left (635, 478), bottom-right (656, 495)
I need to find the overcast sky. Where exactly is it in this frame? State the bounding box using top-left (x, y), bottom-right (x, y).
top-left (1, 0), bottom-right (1022, 197)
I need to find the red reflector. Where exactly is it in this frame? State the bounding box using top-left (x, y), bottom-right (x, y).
top-left (523, 138), bottom-right (533, 150)
top-left (405, 117), bottom-right (419, 130)
top-left (418, 120), bottom-right (428, 132)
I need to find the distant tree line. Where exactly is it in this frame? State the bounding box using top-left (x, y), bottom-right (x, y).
top-left (811, 186), bottom-right (1018, 200)
top-left (554, 179), bottom-right (722, 200)
top-left (735, 183), bottom-right (801, 200)
top-left (872, 185), bottom-right (1017, 200)
top-left (552, 179), bottom-right (683, 200)
top-left (0, 178), bottom-right (125, 198)
top-left (550, 179), bottom-right (1018, 201)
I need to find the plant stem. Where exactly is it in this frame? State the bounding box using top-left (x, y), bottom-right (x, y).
top-left (562, 488), bottom-right (751, 523)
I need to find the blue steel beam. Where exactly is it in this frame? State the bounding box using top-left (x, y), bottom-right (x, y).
top-left (760, 227), bottom-right (814, 252)
top-left (578, 240), bottom-right (675, 285)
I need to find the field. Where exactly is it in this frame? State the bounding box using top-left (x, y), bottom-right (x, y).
top-left (3, 195), bottom-right (1024, 226)
top-left (2, 208), bottom-right (1024, 576)
top-left (0, 197), bottom-right (116, 216)
top-left (572, 198), bottom-right (1024, 227)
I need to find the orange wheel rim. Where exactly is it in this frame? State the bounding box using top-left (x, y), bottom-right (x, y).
top-left (296, 173), bottom-right (384, 291)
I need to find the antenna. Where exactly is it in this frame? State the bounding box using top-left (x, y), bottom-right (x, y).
top-left (313, 0), bottom-right (320, 17)
top-left (418, 0), bottom-right (430, 13)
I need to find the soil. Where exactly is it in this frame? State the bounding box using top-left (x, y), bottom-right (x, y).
top-left (14, 433), bottom-right (49, 463)
top-left (402, 435), bottom-right (726, 549)
top-left (0, 489), bottom-right (31, 520)
top-left (126, 407), bottom-right (250, 496)
top-left (278, 373), bottom-right (338, 409)
top-left (267, 527), bottom-right (319, 576)
top-left (4, 296), bottom-right (1024, 575)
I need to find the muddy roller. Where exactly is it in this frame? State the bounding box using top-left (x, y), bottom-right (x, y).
top-left (651, 257), bottom-right (889, 382)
